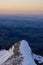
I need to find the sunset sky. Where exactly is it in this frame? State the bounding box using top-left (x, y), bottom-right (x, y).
top-left (0, 0), bottom-right (43, 14)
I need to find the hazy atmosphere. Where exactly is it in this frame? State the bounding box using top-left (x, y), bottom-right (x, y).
top-left (0, 0), bottom-right (43, 65)
top-left (0, 0), bottom-right (43, 14)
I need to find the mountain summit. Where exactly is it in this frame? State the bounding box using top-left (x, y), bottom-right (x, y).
top-left (0, 40), bottom-right (43, 65)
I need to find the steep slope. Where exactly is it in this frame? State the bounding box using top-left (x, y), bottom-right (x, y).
top-left (0, 40), bottom-right (37, 65)
top-left (20, 40), bottom-right (37, 65)
top-left (0, 46), bottom-right (14, 65)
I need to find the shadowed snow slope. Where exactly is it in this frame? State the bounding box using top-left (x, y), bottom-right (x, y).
top-left (20, 40), bottom-right (37, 65)
top-left (0, 46), bottom-right (14, 65)
top-left (33, 53), bottom-right (43, 63)
top-left (2, 40), bottom-right (43, 65)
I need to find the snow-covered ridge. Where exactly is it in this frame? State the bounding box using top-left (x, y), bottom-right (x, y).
top-left (20, 40), bottom-right (37, 65)
top-left (0, 46), bottom-right (14, 65)
top-left (0, 40), bottom-right (43, 65)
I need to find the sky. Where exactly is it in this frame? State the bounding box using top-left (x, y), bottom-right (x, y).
top-left (0, 0), bottom-right (43, 14)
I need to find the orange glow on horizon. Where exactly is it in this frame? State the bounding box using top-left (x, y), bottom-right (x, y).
top-left (0, 0), bottom-right (43, 14)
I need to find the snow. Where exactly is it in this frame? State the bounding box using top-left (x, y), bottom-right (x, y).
top-left (0, 40), bottom-right (43, 65)
top-left (20, 40), bottom-right (37, 65)
top-left (0, 46), bottom-right (14, 65)
top-left (33, 53), bottom-right (43, 63)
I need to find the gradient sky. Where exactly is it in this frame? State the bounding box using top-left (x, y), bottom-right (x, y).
top-left (0, 0), bottom-right (43, 14)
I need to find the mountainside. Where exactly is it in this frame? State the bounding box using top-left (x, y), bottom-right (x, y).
top-left (0, 40), bottom-right (43, 65)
